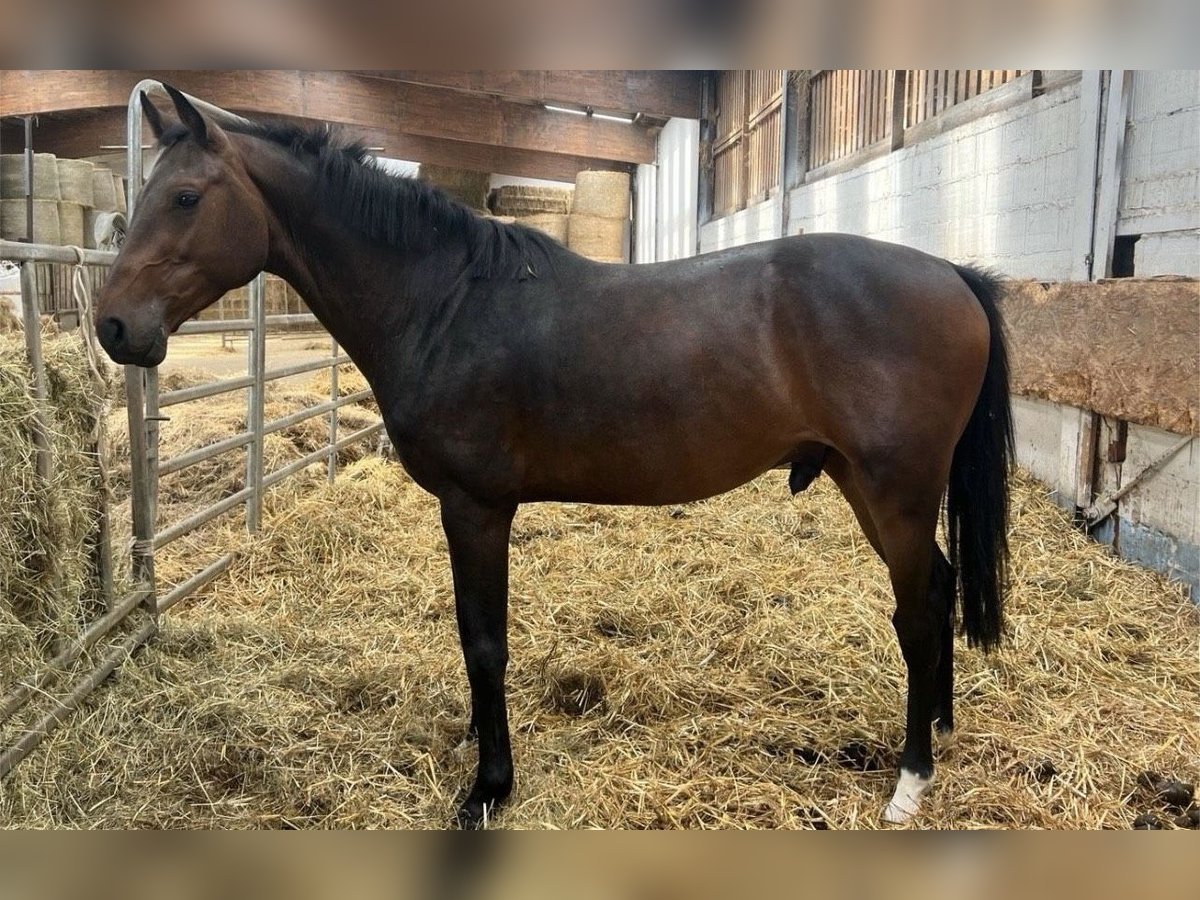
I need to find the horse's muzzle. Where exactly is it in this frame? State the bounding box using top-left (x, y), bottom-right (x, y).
top-left (96, 315), bottom-right (168, 367)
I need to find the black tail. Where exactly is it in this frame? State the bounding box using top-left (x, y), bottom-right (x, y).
top-left (947, 264), bottom-right (1014, 651)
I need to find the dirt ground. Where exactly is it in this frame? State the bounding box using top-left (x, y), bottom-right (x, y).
top-left (159, 332), bottom-right (335, 388)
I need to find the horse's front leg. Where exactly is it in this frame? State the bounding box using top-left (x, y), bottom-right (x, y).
top-left (440, 491), bottom-right (517, 829)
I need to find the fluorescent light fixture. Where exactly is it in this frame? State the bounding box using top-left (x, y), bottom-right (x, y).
top-left (544, 103), bottom-right (635, 124)
top-left (592, 112), bottom-right (634, 123)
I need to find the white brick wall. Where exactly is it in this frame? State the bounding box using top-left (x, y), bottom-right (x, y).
top-left (698, 196), bottom-right (781, 253)
top-left (1119, 70), bottom-right (1200, 240)
top-left (786, 82), bottom-right (1083, 280)
top-left (1136, 229), bottom-right (1200, 277)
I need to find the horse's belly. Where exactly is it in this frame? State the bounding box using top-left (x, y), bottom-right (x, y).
top-left (519, 426), bottom-right (806, 505)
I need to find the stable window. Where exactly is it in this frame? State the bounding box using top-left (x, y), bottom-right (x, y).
top-left (711, 70), bottom-right (785, 217)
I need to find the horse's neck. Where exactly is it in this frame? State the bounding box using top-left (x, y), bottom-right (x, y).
top-left (247, 145), bottom-right (454, 371)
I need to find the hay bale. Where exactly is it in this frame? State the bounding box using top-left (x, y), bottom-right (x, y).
top-left (0, 297), bottom-right (21, 332)
top-left (568, 213), bottom-right (630, 262)
top-left (491, 185), bottom-right (574, 217)
top-left (0, 328), bottom-right (115, 689)
top-left (0, 153), bottom-right (61, 201)
top-left (0, 199), bottom-right (60, 244)
top-left (57, 201), bottom-right (85, 247)
top-left (418, 164), bottom-right (490, 211)
top-left (56, 159), bottom-right (95, 207)
top-left (1004, 279), bottom-right (1200, 435)
top-left (91, 170), bottom-right (119, 213)
top-left (572, 171), bottom-right (630, 219)
top-left (517, 213), bottom-right (569, 244)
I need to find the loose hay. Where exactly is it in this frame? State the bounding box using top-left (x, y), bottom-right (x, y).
top-left (0, 327), bottom-right (116, 688)
top-left (1, 453), bottom-right (1194, 829)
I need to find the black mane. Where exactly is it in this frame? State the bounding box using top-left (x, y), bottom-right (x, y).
top-left (220, 118), bottom-right (563, 281)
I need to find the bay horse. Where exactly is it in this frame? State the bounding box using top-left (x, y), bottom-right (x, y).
top-left (96, 86), bottom-right (1013, 828)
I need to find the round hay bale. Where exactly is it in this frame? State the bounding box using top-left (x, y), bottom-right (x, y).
top-left (91, 169), bottom-right (119, 212)
top-left (572, 171), bottom-right (630, 219)
top-left (113, 177), bottom-right (127, 214)
top-left (568, 213), bottom-right (630, 262)
top-left (491, 185), bottom-right (573, 217)
top-left (517, 213), bottom-right (569, 244)
top-left (0, 199), bottom-right (61, 244)
top-left (418, 164), bottom-right (490, 211)
top-left (57, 202), bottom-right (85, 247)
top-left (56, 159), bottom-right (95, 207)
top-left (0, 153), bottom-right (61, 200)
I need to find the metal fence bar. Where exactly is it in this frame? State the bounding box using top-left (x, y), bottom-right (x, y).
top-left (0, 240), bottom-right (117, 265)
top-left (0, 619), bottom-right (157, 780)
top-left (328, 335), bottom-right (339, 483)
top-left (246, 273), bottom-right (267, 533)
top-left (152, 486), bottom-right (257, 551)
top-left (262, 390), bottom-right (374, 437)
top-left (157, 552), bottom-right (235, 615)
top-left (159, 374), bottom-right (254, 408)
top-left (262, 422), bottom-right (384, 490)
top-left (18, 262), bottom-right (51, 483)
top-left (177, 313), bottom-right (320, 335)
top-left (0, 587), bottom-right (149, 725)
top-left (176, 319), bottom-right (254, 335)
top-left (263, 353), bottom-right (352, 384)
top-left (158, 430), bottom-right (255, 477)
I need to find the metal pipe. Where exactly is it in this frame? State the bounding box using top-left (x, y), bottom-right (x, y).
top-left (0, 240), bottom-right (117, 265)
top-left (157, 552), bottom-right (235, 615)
top-left (158, 430), bottom-right (254, 477)
top-left (175, 313), bottom-right (319, 335)
top-left (18, 262), bottom-right (51, 482)
top-left (123, 366), bottom-right (158, 610)
top-left (263, 353), bottom-right (352, 384)
top-left (0, 619), bottom-right (157, 780)
top-left (328, 336), bottom-right (339, 483)
top-left (153, 485), bottom-right (257, 550)
top-left (262, 390), bottom-right (373, 437)
top-left (246, 273), bottom-right (267, 532)
top-left (23, 117), bottom-right (33, 243)
top-left (159, 373), bottom-right (254, 408)
top-left (0, 588), bottom-right (149, 725)
top-left (262, 423), bottom-right (384, 490)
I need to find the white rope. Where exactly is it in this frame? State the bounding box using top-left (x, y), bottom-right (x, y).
top-left (67, 245), bottom-right (109, 393)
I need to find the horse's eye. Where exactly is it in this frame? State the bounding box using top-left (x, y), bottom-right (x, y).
top-left (176, 191), bottom-right (200, 208)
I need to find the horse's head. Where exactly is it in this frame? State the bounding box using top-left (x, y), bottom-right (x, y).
top-left (96, 86), bottom-right (270, 367)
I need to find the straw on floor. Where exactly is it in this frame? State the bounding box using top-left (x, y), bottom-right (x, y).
top-left (0, 451), bottom-right (1194, 829)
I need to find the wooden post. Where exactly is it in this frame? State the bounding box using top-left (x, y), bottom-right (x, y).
top-left (890, 70), bottom-right (907, 151)
top-left (696, 73), bottom-right (716, 247)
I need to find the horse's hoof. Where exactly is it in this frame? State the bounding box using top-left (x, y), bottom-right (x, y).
top-left (882, 768), bottom-right (933, 824)
top-left (455, 800), bottom-right (489, 830)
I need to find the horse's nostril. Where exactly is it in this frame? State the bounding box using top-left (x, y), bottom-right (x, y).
top-left (97, 316), bottom-right (125, 349)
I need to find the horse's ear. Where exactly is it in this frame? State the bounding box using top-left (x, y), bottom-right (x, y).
top-left (140, 91), bottom-right (166, 141)
top-left (163, 84), bottom-right (208, 146)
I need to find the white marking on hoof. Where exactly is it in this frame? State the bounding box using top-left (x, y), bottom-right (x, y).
top-left (883, 768), bottom-right (934, 824)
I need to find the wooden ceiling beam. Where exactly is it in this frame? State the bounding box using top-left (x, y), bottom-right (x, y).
top-left (2, 108), bottom-right (631, 183)
top-left (0, 70), bottom-right (657, 164)
top-left (353, 70), bottom-right (704, 120)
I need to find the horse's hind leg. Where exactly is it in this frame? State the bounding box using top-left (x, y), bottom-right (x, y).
top-left (930, 548), bottom-right (956, 742)
top-left (828, 453), bottom-right (956, 749)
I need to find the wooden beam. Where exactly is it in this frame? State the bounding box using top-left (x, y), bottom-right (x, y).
top-left (0, 70), bottom-right (657, 164)
top-left (4, 107), bottom-right (631, 182)
top-left (353, 70), bottom-right (704, 120)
